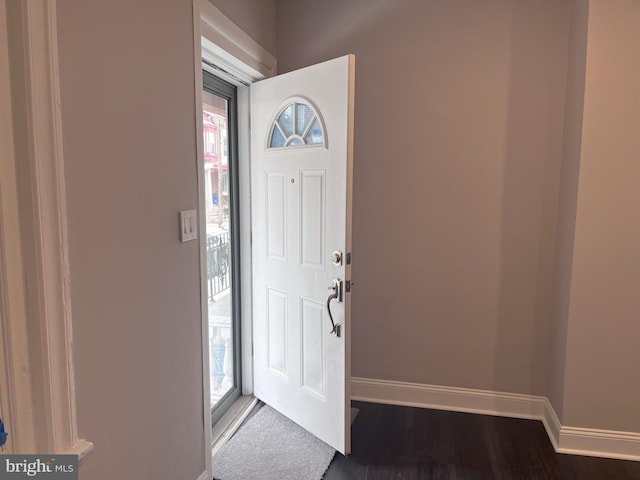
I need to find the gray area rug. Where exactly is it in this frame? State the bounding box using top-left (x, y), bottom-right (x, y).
top-left (212, 405), bottom-right (336, 480)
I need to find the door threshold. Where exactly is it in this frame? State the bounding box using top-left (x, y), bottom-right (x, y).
top-left (211, 395), bottom-right (260, 456)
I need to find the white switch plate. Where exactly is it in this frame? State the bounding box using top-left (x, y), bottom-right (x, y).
top-left (180, 210), bottom-right (197, 242)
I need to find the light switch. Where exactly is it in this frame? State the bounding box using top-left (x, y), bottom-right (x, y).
top-left (180, 210), bottom-right (197, 242)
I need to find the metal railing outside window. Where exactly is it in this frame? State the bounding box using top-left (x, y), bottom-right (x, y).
top-left (206, 232), bottom-right (230, 300)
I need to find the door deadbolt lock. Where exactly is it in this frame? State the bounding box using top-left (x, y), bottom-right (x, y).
top-left (331, 250), bottom-right (343, 266)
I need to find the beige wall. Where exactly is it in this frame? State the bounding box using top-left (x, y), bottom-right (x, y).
top-left (548, 0), bottom-right (589, 422)
top-left (54, 2), bottom-right (639, 476)
top-left (561, 0), bottom-right (640, 432)
top-left (277, 0), bottom-right (571, 396)
top-left (56, 1), bottom-right (276, 479)
top-left (208, 0), bottom-right (277, 56)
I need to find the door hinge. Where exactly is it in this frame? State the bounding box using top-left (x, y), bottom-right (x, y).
top-left (346, 252), bottom-right (352, 265)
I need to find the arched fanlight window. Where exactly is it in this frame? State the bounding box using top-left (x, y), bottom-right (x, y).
top-left (268, 100), bottom-right (326, 149)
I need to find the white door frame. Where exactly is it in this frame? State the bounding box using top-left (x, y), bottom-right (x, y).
top-left (0, 0), bottom-right (91, 458)
top-left (0, 0), bottom-right (36, 455)
top-left (192, 1), bottom-right (276, 476)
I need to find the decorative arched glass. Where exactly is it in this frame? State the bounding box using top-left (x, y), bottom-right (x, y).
top-left (268, 100), bottom-right (326, 149)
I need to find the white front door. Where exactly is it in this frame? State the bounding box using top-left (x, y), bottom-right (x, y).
top-left (250, 55), bottom-right (354, 454)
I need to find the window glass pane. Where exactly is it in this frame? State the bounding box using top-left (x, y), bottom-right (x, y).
top-left (270, 127), bottom-right (285, 148)
top-left (268, 101), bottom-right (325, 149)
top-left (278, 104), bottom-right (294, 137)
top-left (296, 103), bottom-right (315, 136)
top-left (202, 88), bottom-right (235, 411)
top-left (304, 118), bottom-right (324, 145)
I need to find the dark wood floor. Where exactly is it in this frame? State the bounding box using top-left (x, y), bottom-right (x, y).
top-left (324, 401), bottom-right (640, 480)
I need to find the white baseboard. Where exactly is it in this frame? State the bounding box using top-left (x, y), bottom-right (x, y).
top-left (541, 397), bottom-right (562, 451)
top-left (351, 377), bottom-right (640, 462)
top-left (558, 426), bottom-right (640, 462)
top-left (351, 377), bottom-right (547, 420)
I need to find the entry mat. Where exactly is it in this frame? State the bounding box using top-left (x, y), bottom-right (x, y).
top-left (212, 405), bottom-right (336, 480)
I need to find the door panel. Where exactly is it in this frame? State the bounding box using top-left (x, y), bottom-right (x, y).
top-left (250, 55), bottom-right (354, 454)
top-left (301, 297), bottom-right (326, 398)
top-left (267, 287), bottom-right (288, 376)
top-left (266, 172), bottom-right (286, 259)
top-left (300, 170), bottom-right (325, 268)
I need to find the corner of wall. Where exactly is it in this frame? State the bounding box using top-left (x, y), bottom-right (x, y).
top-left (546, 0), bottom-right (590, 425)
top-left (353, 377), bottom-right (640, 462)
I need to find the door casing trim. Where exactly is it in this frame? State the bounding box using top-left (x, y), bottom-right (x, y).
top-left (1, 0), bottom-right (92, 458)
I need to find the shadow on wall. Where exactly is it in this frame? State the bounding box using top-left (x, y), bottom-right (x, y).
top-left (495, 0), bottom-right (570, 396)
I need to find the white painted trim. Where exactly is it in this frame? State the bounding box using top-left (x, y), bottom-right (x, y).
top-left (192, 3), bottom-right (212, 479)
top-left (557, 426), bottom-right (640, 462)
top-left (196, 471), bottom-right (210, 480)
top-left (343, 54), bottom-right (356, 455)
top-left (198, 0), bottom-right (276, 84)
top-left (237, 85), bottom-right (255, 396)
top-left (4, 0), bottom-right (92, 458)
top-left (352, 377), bottom-right (640, 462)
top-left (541, 397), bottom-right (561, 451)
top-left (0, 0), bottom-right (37, 454)
top-left (352, 377), bottom-right (546, 420)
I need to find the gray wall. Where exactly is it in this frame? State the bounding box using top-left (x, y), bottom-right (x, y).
top-left (209, 0), bottom-right (277, 56)
top-left (277, 0), bottom-right (571, 396)
top-left (548, 0), bottom-right (589, 422)
top-left (560, 0), bottom-right (640, 432)
top-left (55, 2), bottom-right (639, 477)
top-left (56, 1), bottom-right (276, 479)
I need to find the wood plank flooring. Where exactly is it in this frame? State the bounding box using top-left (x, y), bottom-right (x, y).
top-left (324, 401), bottom-right (640, 480)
